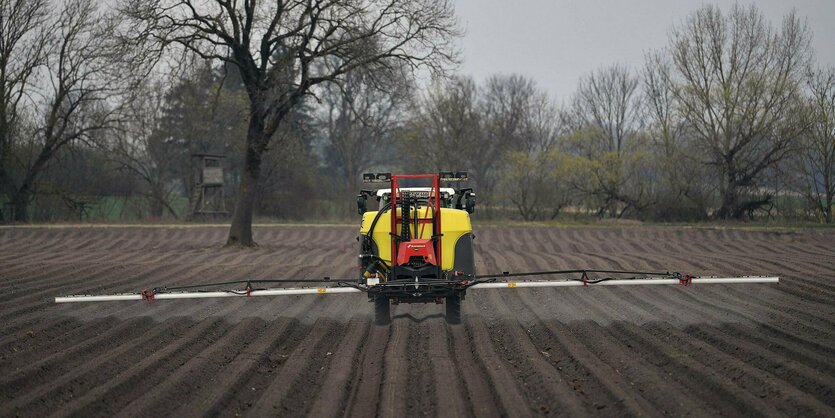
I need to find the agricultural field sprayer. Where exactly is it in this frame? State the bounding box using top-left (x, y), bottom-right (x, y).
top-left (56, 172), bottom-right (779, 325)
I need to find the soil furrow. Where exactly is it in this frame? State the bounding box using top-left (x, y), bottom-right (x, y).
top-left (304, 318), bottom-right (371, 418)
top-left (448, 320), bottom-right (503, 418)
top-left (112, 318), bottom-right (268, 418)
top-left (342, 324), bottom-right (391, 417)
top-left (173, 296), bottom-right (324, 416)
top-left (54, 318), bottom-right (232, 418)
top-left (24, 318), bottom-right (226, 418)
top-left (718, 323), bottom-right (835, 377)
top-left (0, 317), bottom-right (157, 393)
top-left (610, 321), bottom-right (775, 416)
top-left (245, 297), bottom-right (354, 416)
top-left (463, 314), bottom-right (537, 415)
top-left (376, 316), bottom-right (411, 418)
top-left (647, 322), bottom-right (835, 416)
top-left (424, 319), bottom-right (469, 417)
top-left (0, 225), bottom-right (832, 417)
top-left (685, 324), bottom-right (835, 407)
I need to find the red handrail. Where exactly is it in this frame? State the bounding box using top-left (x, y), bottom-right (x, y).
top-left (390, 174), bottom-right (442, 268)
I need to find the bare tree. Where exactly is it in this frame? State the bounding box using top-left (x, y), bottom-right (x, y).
top-left (155, 59), bottom-right (250, 205)
top-left (122, 0), bottom-right (459, 246)
top-left (569, 64), bottom-right (641, 156)
top-left (795, 68), bottom-right (835, 223)
top-left (0, 0), bottom-right (49, 221)
top-left (478, 74), bottom-right (540, 214)
top-left (409, 74), bottom-right (553, 218)
top-left (110, 79), bottom-right (180, 219)
top-left (407, 74), bottom-right (540, 216)
top-left (667, 4), bottom-right (811, 219)
top-left (1, 0), bottom-right (127, 222)
top-left (565, 64), bottom-right (645, 217)
top-left (406, 76), bottom-right (481, 172)
top-left (316, 67), bottom-right (408, 209)
top-left (501, 89), bottom-right (566, 221)
top-left (643, 52), bottom-right (712, 219)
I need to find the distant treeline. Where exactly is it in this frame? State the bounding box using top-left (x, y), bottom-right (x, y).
top-left (1, 2), bottom-right (833, 224)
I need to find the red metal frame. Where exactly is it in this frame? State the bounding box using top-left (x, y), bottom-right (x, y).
top-left (390, 174), bottom-right (442, 268)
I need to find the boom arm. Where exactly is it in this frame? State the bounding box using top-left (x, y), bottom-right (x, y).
top-left (55, 271), bottom-right (779, 303)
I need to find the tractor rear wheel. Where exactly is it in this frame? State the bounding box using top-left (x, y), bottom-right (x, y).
top-left (445, 296), bottom-right (461, 325)
top-left (374, 297), bottom-right (391, 326)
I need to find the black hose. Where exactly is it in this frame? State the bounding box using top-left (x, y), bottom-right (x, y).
top-left (474, 269), bottom-right (673, 280)
top-left (153, 278), bottom-right (344, 293)
top-left (364, 202), bottom-right (391, 251)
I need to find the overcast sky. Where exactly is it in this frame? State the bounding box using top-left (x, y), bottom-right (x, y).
top-left (454, 0), bottom-right (835, 102)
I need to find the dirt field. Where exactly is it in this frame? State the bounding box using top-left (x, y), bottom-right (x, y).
top-left (0, 225), bottom-right (833, 417)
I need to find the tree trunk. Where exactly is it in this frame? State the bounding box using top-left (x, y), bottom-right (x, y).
top-left (149, 193), bottom-right (164, 219)
top-left (716, 169), bottom-right (740, 220)
top-left (10, 191), bottom-right (30, 223)
top-left (226, 116), bottom-right (269, 247)
top-left (8, 143), bottom-right (55, 223)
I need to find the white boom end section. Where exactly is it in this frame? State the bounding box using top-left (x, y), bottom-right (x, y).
top-left (54, 286), bottom-right (363, 303)
top-left (468, 276), bottom-right (779, 290)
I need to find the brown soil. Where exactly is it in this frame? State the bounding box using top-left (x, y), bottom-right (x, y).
top-left (0, 225), bottom-right (833, 417)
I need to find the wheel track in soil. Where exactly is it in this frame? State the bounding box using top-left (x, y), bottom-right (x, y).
top-left (424, 319), bottom-right (469, 417)
top-left (0, 225), bottom-right (833, 417)
top-left (404, 309), bottom-right (436, 416)
top-left (377, 314), bottom-right (410, 418)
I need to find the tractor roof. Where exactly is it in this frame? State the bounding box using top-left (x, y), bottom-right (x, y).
top-left (375, 187), bottom-right (456, 198)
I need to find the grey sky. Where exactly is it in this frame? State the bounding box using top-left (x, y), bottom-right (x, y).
top-left (454, 0), bottom-right (835, 102)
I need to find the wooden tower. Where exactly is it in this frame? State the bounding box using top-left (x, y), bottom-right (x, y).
top-left (188, 153), bottom-right (228, 220)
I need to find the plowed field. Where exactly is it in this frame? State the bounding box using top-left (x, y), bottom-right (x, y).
top-left (1, 225), bottom-right (833, 417)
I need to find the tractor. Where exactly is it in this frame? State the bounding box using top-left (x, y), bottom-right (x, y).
top-left (356, 172), bottom-right (476, 324)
